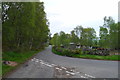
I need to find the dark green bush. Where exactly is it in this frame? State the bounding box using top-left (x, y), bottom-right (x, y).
top-left (52, 46), bottom-right (110, 56)
top-left (52, 46), bottom-right (82, 56)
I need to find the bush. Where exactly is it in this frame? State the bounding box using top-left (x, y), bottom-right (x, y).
top-left (52, 46), bottom-right (83, 56)
top-left (52, 46), bottom-right (110, 57)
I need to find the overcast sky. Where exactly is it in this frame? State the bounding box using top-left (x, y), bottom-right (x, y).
top-left (41, 0), bottom-right (119, 37)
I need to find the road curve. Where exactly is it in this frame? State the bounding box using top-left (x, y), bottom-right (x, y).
top-left (7, 45), bottom-right (118, 78)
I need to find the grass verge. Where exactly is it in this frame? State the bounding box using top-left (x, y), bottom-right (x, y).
top-left (2, 51), bottom-right (40, 77)
top-left (52, 48), bottom-right (120, 61)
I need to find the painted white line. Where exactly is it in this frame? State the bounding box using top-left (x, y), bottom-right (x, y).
top-left (39, 60), bottom-right (43, 62)
top-left (55, 67), bottom-right (60, 70)
top-left (32, 59), bottom-right (96, 78)
top-left (66, 71), bottom-right (75, 75)
top-left (31, 58), bottom-right (37, 61)
top-left (89, 76), bottom-right (95, 78)
top-left (33, 58), bottom-right (36, 59)
top-left (51, 64), bottom-right (57, 66)
top-left (81, 76), bottom-right (86, 78)
top-left (40, 62), bottom-right (45, 65)
top-left (59, 68), bottom-right (62, 71)
top-left (66, 74), bottom-right (70, 75)
top-left (31, 59), bottom-right (34, 61)
top-left (33, 59), bottom-right (96, 78)
top-left (35, 60), bottom-right (39, 62)
top-left (70, 70), bottom-right (74, 72)
top-left (85, 74), bottom-right (95, 78)
top-left (45, 64), bottom-right (53, 67)
top-left (61, 67), bottom-right (67, 70)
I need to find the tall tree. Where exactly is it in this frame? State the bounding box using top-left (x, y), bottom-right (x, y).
top-left (2, 2), bottom-right (50, 52)
top-left (99, 27), bottom-right (109, 48)
top-left (70, 30), bottom-right (79, 44)
top-left (81, 28), bottom-right (96, 46)
top-left (74, 25), bottom-right (83, 39)
top-left (50, 33), bottom-right (60, 46)
top-left (99, 16), bottom-right (118, 49)
top-left (109, 23), bottom-right (118, 49)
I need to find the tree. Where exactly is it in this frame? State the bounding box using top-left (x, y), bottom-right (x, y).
top-left (99, 27), bottom-right (109, 48)
top-left (109, 23), bottom-right (118, 49)
top-left (118, 22), bottom-right (120, 50)
top-left (50, 33), bottom-right (60, 46)
top-left (99, 16), bottom-right (118, 49)
top-left (2, 2), bottom-right (50, 52)
top-left (74, 25), bottom-right (83, 39)
top-left (70, 30), bottom-right (79, 44)
top-left (81, 28), bottom-right (96, 46)
top-left (50, 31), bottom-right (71, 46)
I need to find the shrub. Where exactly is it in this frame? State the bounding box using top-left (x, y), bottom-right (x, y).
top-left (52, 46), bottom-right (83, 56)
top-left (52, 46), bottom-right (110, 57)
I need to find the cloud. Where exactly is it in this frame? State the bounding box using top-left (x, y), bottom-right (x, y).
top-left (41, 0), bottom-right (119, 36)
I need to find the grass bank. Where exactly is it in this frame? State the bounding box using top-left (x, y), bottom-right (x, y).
top-left (2, 50), bottom-right (40, 77)
top-left (52, 48), bottom-right (120, 61)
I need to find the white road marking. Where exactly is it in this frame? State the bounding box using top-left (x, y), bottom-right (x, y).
top-left (76, 72), bottom-right (80, 74)
top-left (85, 74), bottom-right (95, 78)
top-left (61, 67), bottom-right (67, 70)
top-left (55, 67), bottom-right (59, 69)
top-left (31, 59), bottom-right (34, 61)
top-left (81, 76), bottom-right (86, 78)
top-left (31, 58), bottom-right (36, 61)
top-left (35, 60), bottom-right (39, 62)
top-left (39, 60), bottom-right (43, 62)
top-left (40, 62), bottom-right (45, 65)
top-left (66, 74), bottom-right (70, 75)
top-left (32, 58), bottom-right (35, 59)
top-left (45, 64), bottom-right (53, 67)
top-left (51, 64), bottom-right (57, 66)
top-left (70, 70), bottom-right (74, 72)
top-left (31, 58), bottom-right (95, 78)
top-left (66, 71), bottom-right (75, 75)
top-left (59, 68), bottom-right (62, 71)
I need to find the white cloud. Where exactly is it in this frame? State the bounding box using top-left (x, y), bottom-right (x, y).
top-left (41, 0), bottom-right (119, 37)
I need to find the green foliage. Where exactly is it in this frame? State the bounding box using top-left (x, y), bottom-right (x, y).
top-left (51, 26), bottom-right (97, 47)
top-left (99, 16), bottom-right (119, 49)
top-left (52, 46), bottom-right (82, 57)
top-left (2, 2), bottom-right (49, 52)
top-left (50, 31), bottom-right (71, 46)
top-left (52, 47), bottom-right (120, 61)
top-left (99, 27), bottom-right (109, 48)
top-left (50, 33), bottom-right (60, 46)
top-left (2, 2), bottom-right (49, 75)
top-left (70, 30), bottom-right (79, 44)
top-left (109, 23), bottom-right (118, 49)
top-left (51, 16), bottom-right (118, 50)
top-left (80, 28), bottom-right (96, 46)
top-left (74, 25), bottom-right (83, 39)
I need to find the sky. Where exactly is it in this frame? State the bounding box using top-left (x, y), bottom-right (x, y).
top-left (41, 0), bottom-right (119, 37)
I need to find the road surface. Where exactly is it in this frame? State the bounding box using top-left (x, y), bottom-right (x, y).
top-left (6, 46), bottom-right (118, 78)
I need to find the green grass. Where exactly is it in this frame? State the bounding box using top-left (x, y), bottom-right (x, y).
top-left (52, 48), bottom-right (120, 61)
top-left (73, 54), bottom-right (120, 61)
top-left (2, 51), bottom-right (40, 76)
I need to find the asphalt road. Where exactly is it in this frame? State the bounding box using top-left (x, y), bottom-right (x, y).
top-left (7, 45), bottom-right (119, 78)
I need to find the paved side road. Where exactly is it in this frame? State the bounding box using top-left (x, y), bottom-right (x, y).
top-left (6, 46), bottom-right (118, 78)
